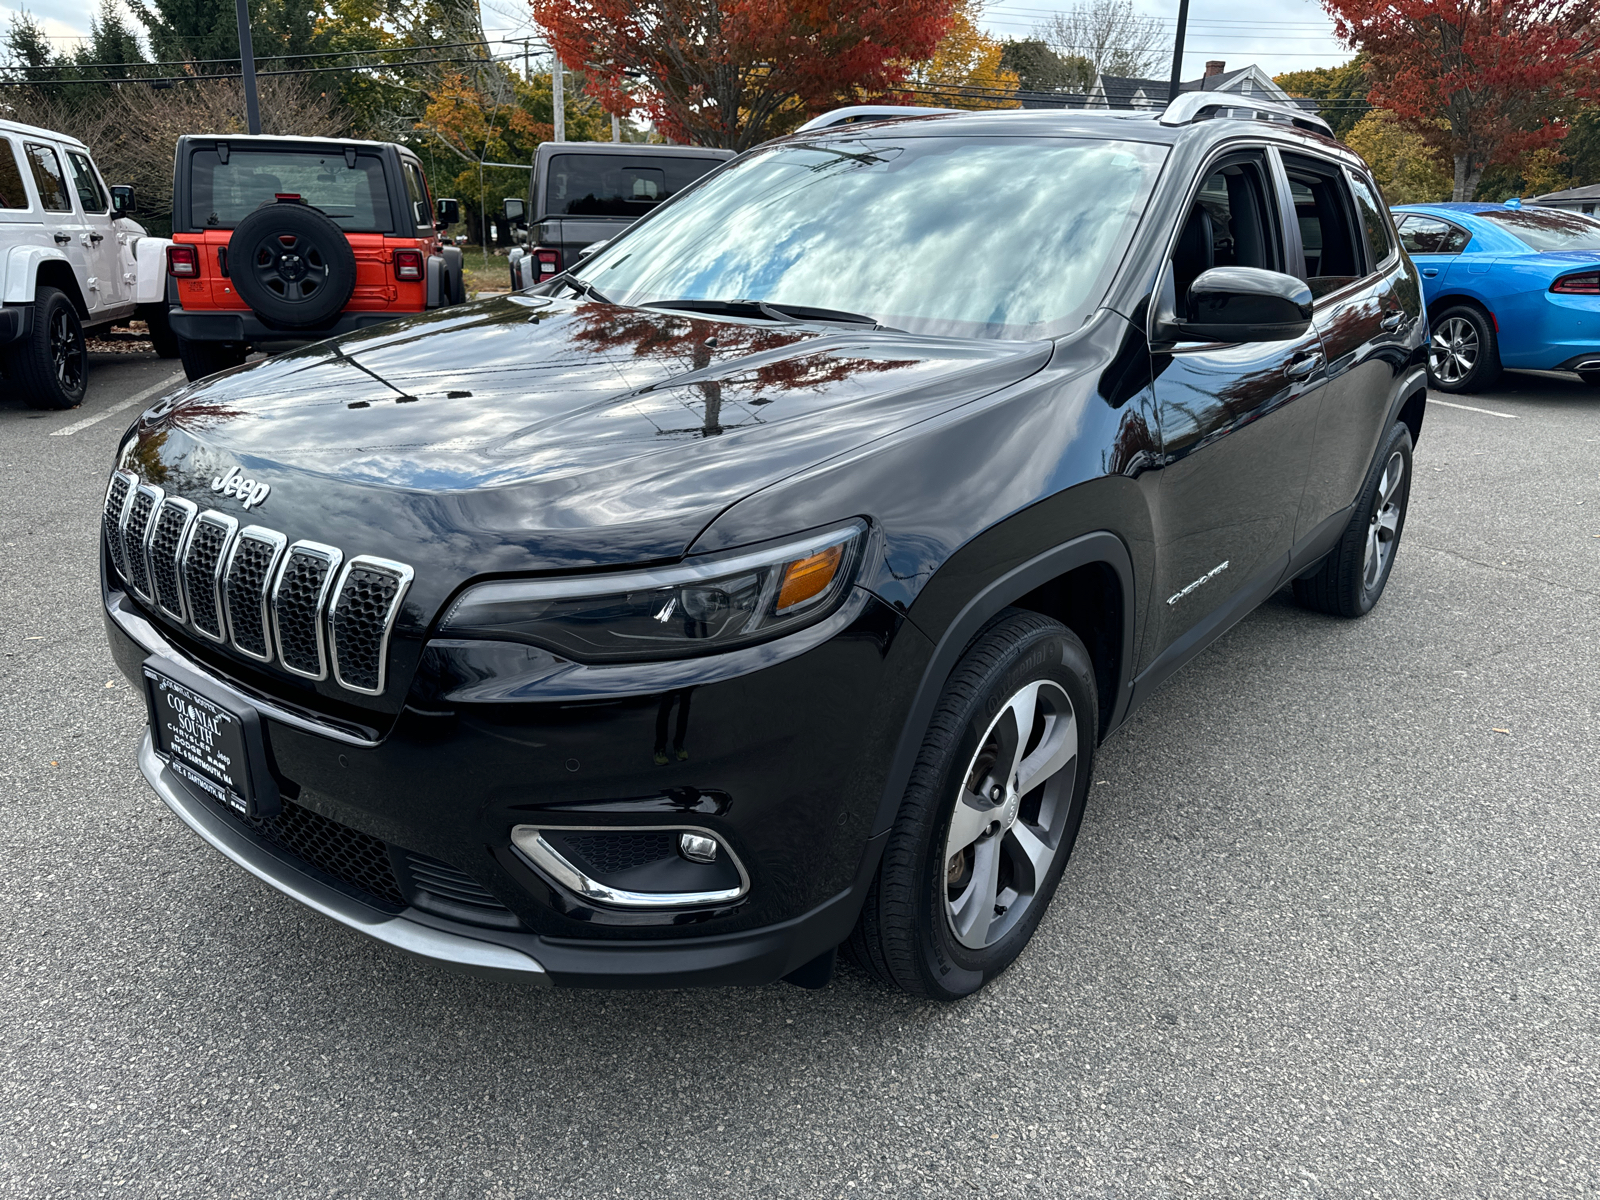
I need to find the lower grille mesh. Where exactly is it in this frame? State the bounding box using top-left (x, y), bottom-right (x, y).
top-left (557, 831), bottom-right (678, 876)
top-left (240, 799), bottom-right (405, 908)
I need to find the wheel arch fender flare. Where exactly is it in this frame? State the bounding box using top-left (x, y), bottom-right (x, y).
top-left (870, 530), bottom-right (1136, 840)
top-left (3, 245), bottom-right (81, 309)
top-left (1386, 364), bottom-right (1428, 448)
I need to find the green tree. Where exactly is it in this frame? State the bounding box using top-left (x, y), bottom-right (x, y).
top-left (1275, 54), bottom-right (1369, 139)
top-left (1343, 108), bottom-right (1450, 203)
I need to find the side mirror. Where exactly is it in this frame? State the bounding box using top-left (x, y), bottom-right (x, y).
top-left (111, 185), bottom-right (136, 215)
top-left (435, 197), bottom-right (460, 226)
top-left (1164, 266), bottom-right (1313, 343)
top-left (502, 197), bottom-right (526, 225)
top-left (575, 239), bottom-right (608, 261)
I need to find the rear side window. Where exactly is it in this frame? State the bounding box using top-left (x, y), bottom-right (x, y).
top-left (1283, 155), bottom-right (1364, 296)
top-left (545, 154), bottom-right (723, 216)
top-left (1348, 175), bottom-right (1393, 266)
top-left (67, 150), bottom-right (109, 214)
top-left (188, 148), bottom-right (393, 232)
top-left (403, 163), bottom-right (431, 229)
top-left (1397, 215), bottom-right (1470, 255)
top-left (0, 138), bottom-right (28, 209)
top-left (1478, 208), bottom-right (1600, 252)
top-left (24, 143), bottom-right (73, 213)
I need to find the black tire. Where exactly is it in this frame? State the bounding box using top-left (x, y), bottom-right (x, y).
top-left (1293, 420), bottom-right (1414, 618)
top-left (1426, 303), bottom-right (1501, 393)
top-left (847, 610), bottom-right (1097, 1000)
top-left (141, 304), bottom-right (180, 358)
top-left (229, 202), bottom-right (356, 330)
top-left (2, 286), bottom-right (87, 410)
top-left (177, 336), bottom-right (249, 382)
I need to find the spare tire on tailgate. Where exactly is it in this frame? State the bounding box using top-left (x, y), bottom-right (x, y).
top-left (229, 201), bottom-right (356, 330)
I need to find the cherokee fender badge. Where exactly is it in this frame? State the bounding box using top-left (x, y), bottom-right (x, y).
top-left (1167, 560), bottom-right (1229, 606)
top-left (211, 466), bottom-right (271, 511)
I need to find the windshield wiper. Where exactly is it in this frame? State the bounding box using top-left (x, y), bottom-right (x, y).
top-left (644, 298), bottom-right (894, 330)
top-left (547, 272), bottom-right (612, 305)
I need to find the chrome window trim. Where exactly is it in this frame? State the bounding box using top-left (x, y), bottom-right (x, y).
top-left (510, 823), bottom-right (750, 910)
top-left (183, 510), bottom-right (239, 644)
top-left (103, 469), bottom-right (138, 580)
top-left (222, 525), bottom-right (288, 663)
top-left (270, 539), bottom-right (344, 681)
top-left (145, 496), bottom-right (198, 623)
top-left (328, 555), bottom-right (414, 696)
top-left (122, 482), bottom-right (165, 605)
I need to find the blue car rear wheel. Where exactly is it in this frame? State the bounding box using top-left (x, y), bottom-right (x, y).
top-left (1427, 304), bottom-right (1501, 393)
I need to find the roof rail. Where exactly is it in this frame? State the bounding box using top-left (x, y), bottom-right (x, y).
top-left (796, 105), bottom-right (961, 132)
top-left (1158, 93), bottom-right (1333, 139)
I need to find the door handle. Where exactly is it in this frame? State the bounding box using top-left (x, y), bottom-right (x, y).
top-left (53, 233), bottom-right (71, 245)
top-left (1284, 351), bottom-right (1323, 379)
top-left (88, 232), bottom-right (104, 244)
top-left (1422, 268), bottom-right (1439, 277)
top-left (1380, 311), bottom-right (1404, 331)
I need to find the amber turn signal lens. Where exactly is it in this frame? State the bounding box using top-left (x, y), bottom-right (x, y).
top-left (776, 544), bottom-right (844, 612)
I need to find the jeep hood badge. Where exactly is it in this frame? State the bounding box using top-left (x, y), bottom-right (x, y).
top-left (211, 465), bottom-right (271, 510)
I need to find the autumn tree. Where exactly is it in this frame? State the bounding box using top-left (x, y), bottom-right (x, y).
top-left (905, 0), bottom-right (1019, 109)
top-left (527, 0), bottom-right (959, 150)
top-left (1274, 54), bottom-right (1370, 138)
top-left (1323, 0), bottom-right (1600, 201)
top-left (1343, 108), bottom-right (1451, 202)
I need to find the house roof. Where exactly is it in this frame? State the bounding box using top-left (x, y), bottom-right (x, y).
top-left (1531, 183), bottom-right (1600, 202)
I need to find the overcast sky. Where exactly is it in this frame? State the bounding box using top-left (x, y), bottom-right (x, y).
top-left (2, 0), bottom-right (1351, 83)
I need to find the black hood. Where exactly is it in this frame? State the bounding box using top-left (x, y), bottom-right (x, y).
top-left (128, 295), bottom-right (1052, 578)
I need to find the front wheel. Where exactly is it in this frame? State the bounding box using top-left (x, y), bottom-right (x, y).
top-left (1427, 304), bottom-right (1501, 393)
top-left (848, 610), bottom-right (1097, 1000)
top-left (177, 336), bottom-right (249, 382)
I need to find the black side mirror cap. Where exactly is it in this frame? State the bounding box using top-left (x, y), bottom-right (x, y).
top-left (1171, 267), bottom-right (1314, 343)
top-left (502, 197), bottom-right (526, 225)
top-left (435, 197), bottom-right (460, 226)
top-left (111, 185), bottom-right (136, 215)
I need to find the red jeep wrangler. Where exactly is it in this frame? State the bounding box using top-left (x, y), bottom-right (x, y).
top-left (165, 135), bottom-right (464, 380)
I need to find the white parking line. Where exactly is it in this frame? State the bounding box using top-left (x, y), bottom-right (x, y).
top-left (49, 371), bottom-right (186, 437)
top-left (1429, 398), bottom-right (1518, 419)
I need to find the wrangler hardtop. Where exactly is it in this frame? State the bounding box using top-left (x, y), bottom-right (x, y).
top-left (505, 141), bottom-right (733, 289)
top-left (165, 133), bottom-right (465, 381)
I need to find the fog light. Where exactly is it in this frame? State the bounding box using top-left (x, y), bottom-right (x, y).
top-left (679, 832), bottom-right (718, 863)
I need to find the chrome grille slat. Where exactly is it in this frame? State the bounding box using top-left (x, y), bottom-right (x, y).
top-left (121, 484), bottom-right (164, 604)
top-left (103, 470), bottom-right (136, 580)
top-left (271, 541), bottom-right (343, 680)
top-left (146, 497), bottom-right (198, 622)
top-left (223, 527), bottom-right (287, 662)
top-left (330, 556), bottom-right (414, 696)
top-left (181, 512), bottom-right (238, 642)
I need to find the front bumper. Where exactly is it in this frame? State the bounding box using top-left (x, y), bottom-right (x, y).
top-left (167, 306), bottom-right (414, 346)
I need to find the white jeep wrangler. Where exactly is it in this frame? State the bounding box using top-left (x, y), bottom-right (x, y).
top-left (1, 117), bottom-right (176, 410)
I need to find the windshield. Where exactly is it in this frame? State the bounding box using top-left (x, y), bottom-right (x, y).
top-left (1480, 208), bottom-right (1600, 252)
top-left (545, 153), bottom-right (725, 216)
top-left (190, 149), bottom-right (393, 232)
top-left (573, 135), bottom-right (1167, 340)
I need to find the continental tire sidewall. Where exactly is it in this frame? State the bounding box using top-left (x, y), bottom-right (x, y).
top-left (900, 614), bottom-right (1096, 999)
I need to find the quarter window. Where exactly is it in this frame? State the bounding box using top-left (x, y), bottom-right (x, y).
top-left (1348, 175), bottom-right (1393, 267)
top-left (67, 150), bottom-right (109, 214)
top-left (1396, 215), bottom-right (1470, 255)
top-left (24, 142), bottom-right (73, 213)
top-left (0, 138), bottom-right (27, 210)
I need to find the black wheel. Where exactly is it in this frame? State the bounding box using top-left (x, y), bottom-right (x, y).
top-left (1294, 420), bottom-right (1414, 618)
top-left (2, 286), bottom-right (87, 409)
top-left (177, 336), bottom-right (249, 382)
top-left (848, 610), bottom-right (1097, 1000)
top-left (141, 304), bottom-right (180, 358)
top-left (229, 202), bottom-right (356, 330)
top-left (1427, 304), bottom-right (1501, 393)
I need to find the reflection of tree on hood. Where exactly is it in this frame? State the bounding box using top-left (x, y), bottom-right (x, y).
top-left (565, 302), bottom-right (917, 437)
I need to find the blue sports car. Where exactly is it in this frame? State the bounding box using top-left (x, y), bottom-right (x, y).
top-left (1391, 201), bottom-right (1600, 392)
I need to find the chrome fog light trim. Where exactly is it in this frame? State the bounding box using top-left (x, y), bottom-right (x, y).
top-left (509, 824), bottom-right (749, 909)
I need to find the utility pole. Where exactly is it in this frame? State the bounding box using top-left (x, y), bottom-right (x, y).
top-left (1166, 0), bottom-right (1190, 104)
top-left (552, 53), bottom-right (565, 142)
top-left (611, 113), bottom-right (620, 142)
top-left (236, 0), bottom-right (261, 134)
top-left (523, 39), bottom-right (530, 84)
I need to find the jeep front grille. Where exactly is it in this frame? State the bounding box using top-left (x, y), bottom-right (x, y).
top-left (103, 469), bottom-right (413, 697)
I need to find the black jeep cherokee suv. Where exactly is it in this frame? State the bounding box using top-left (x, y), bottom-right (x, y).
top-left (101, 96), bottom-right (1426, 1000)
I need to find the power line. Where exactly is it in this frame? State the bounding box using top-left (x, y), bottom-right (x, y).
top-left (1, 37), bottom-right (547, 74)
top-left (0, 52), bottom-right (528, 88)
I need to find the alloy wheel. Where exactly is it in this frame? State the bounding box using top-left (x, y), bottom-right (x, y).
top-left (50, 306), bottom-right (83, 392)
top-left (1429, 316), bottom-right (1478, 384)
top-left (1364, 449), bottom-right (1405, 591)
top-left (943, 679), bottom-right (1079, 950)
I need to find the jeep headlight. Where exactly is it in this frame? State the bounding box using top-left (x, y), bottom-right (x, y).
top-left (438, 521), bottom-right (866, 662)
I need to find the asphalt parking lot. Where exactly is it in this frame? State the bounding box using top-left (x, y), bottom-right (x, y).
top-left (2, 352), bottom-right (1597, 1199)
